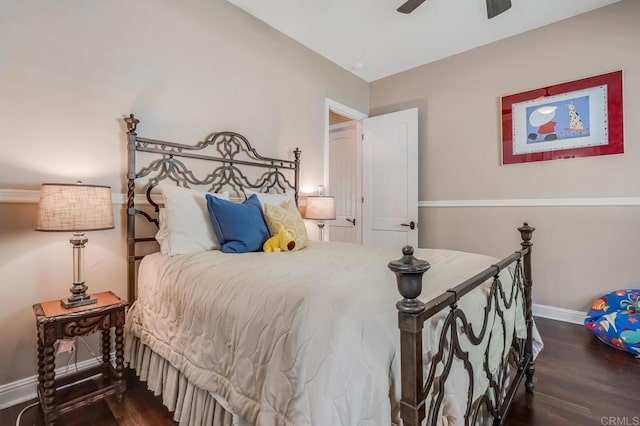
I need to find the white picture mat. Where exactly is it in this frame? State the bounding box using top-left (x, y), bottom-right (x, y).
top-left (511, 85), bottom-right (609, 155)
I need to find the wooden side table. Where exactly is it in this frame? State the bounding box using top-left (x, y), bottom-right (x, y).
top-left (32, 291), bottom-right (128, 426)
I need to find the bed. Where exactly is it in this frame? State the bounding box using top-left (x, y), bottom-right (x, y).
top-left (122, 114), bottom-right (540, 426)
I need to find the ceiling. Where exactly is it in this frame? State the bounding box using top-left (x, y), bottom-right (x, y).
top-left (227, 0), bottom-right (621, 82)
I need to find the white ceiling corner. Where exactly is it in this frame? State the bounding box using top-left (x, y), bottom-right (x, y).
top-left (227, 0), bottom-right (622, 82)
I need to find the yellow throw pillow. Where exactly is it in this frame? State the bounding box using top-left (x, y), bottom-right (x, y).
top-left (263, 200), bottom-right (308, 251)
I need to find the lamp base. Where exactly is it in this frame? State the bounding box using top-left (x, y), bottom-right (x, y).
top-left (317, 222), bottom-right (326, 241)
top-left (64, 234), bottom-right (97, 309)
top-left (61, 294), bottom-right (97, 309)
top-left (62, 281), bottom-right (97, 308)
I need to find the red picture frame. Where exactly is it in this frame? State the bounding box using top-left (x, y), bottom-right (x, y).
top-left (501, 70), bottom-right (623, 165)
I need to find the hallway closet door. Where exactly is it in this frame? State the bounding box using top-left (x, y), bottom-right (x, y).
top-left (328, 121), bottom-right (362, 244)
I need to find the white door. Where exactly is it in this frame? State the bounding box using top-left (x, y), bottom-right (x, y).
top-left (328, 121), bottom-right (361, 244)
top-left (362, 108), bottom-right (419, 248)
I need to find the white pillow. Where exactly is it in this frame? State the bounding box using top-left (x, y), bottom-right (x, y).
top-left (243, 189), bottom-right (295, 210)
top-left (155, 208), bottom-right (170, 254)
top-left (158, 184), bottom-right (230, 255)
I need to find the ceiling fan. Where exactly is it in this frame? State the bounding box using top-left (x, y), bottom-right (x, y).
top-left (397, 0), bottom-right (512, 19)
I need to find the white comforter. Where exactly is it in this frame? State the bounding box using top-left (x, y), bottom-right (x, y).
top-left (125, 242), bottom-right (532, 426)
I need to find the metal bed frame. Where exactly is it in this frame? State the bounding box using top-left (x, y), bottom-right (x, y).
top-left (124, 114), bottom-right (535, 425)
top-left (124, 114), bottom-right (300, 301)
top-left (389, 226), bottom-right (535, 425)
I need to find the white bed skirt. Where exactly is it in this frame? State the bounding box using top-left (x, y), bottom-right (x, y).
top-left (126, 334), bottom-right (237, 426)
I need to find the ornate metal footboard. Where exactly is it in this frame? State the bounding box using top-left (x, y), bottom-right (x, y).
top-left (389, 224), bottom-right (535, 426)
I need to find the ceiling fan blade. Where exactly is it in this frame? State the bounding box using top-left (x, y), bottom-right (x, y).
top-left (397, 0), bottom-right (427, 14)
top-left (486, 0), bottom-right (512, 19)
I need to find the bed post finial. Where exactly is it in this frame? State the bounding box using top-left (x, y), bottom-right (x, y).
top-left (125, 113), bottom-right (139, 134)
top-left (389, 246), bottom-right (430, 313)
top-left (518, 222), bottom-right (534, 245)
top-left (390, 246), bottom-right (429, 426)
top-left (518, 222), bottom-right (535, 393)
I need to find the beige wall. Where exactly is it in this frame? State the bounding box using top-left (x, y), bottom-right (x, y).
top-left (2, 0), bottom-right (637, 391)
top-left (0, 0), bottom-right (368, 386)
top-left (370, 1), bottom-right (640, 312)
top-left (329, 110), bottom-right (353, 124)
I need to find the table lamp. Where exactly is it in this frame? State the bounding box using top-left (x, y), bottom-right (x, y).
top-left (303, 196), bottom-right (336, 241)
top-left (36, 182), bottom-right (114, 308)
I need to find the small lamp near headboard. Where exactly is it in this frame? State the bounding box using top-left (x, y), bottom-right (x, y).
top-left (35, 182), bottom-right (114, 308)
top-left (303, 196), bottom-right (335, 241)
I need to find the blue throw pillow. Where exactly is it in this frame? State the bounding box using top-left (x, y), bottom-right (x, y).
top-left (205, 193), bottom-right (270, 253)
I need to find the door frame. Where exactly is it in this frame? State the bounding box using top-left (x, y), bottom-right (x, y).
top-left (324, 98), bottom-right (368, 191)
top-left (324, 99), bottom-right (368, 242)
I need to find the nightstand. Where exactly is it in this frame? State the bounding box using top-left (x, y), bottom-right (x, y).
top-left (32, 291), bottom-right (127, 426)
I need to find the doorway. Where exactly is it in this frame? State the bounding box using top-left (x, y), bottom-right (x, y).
top-left (325, 99), bottom-right (367, 243)
top-left (324, 99), bottom-right (418, 248)
top-left (328, 111), bottom-right (362, 243)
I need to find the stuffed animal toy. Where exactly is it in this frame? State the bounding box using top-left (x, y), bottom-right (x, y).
top-left (263, 226), bottom-right (296, 252)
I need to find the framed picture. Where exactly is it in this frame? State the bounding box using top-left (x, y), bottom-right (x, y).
top-left (501, 70), bottom-right (623, 165)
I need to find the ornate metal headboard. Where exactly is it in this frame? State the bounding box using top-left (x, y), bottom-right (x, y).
top-left (124, 114), bottom-right (301, 302)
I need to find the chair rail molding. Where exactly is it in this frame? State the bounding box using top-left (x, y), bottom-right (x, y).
top-left (0, 189), bottom-right (40, 204)
top-left (0, 188), bottom-right (147, 205)
top-left (419, 197), bottom-right (640, 208)
top-left (3, 189), bottom-right (639, 208)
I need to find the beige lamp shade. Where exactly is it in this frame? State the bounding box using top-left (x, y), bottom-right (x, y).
top-left (36, 183), bottom-right (115, 231)
top-left (304, 196), bottom-right (336, 221)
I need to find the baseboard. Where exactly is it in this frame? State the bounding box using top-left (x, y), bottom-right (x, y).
top-left (0, 354), bottom-right (114, 410)
top-left (533, 303), bottom-right (586, 325)
top-left (0, 306), bottom-right (585, 410)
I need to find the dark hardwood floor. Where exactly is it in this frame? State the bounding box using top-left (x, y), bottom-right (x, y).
top-left (2, 317), bottom-right (638, 425)
top-left (505, 317), bottom-right (640, 425)
top-left (0, 370), bottom-right (176, 426)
